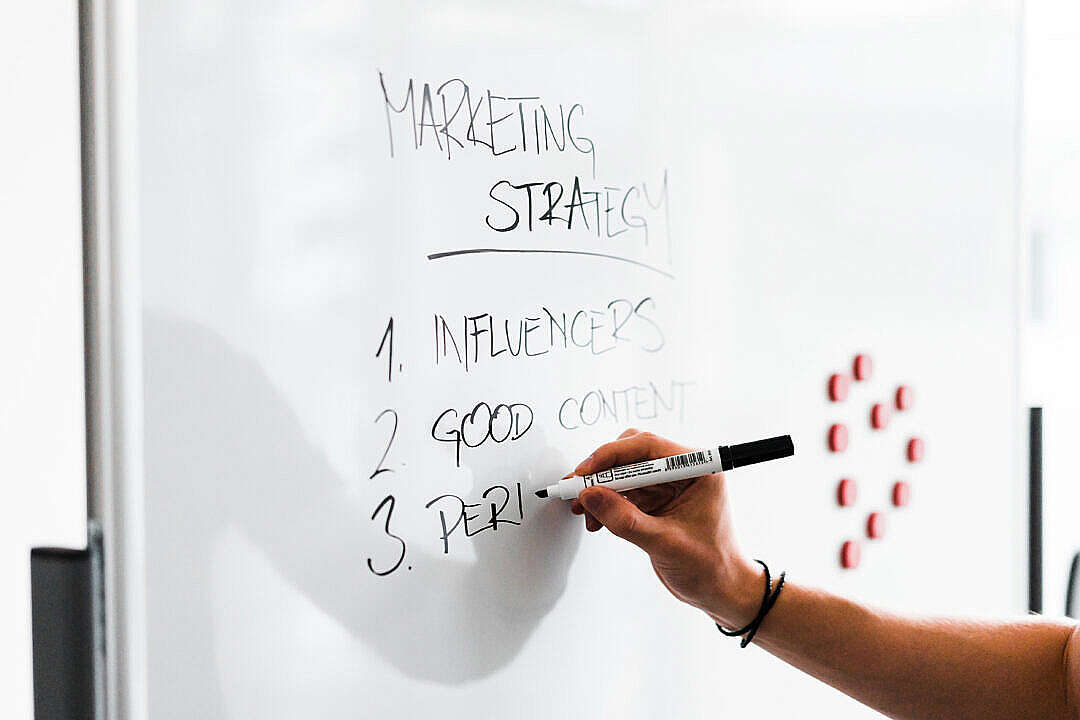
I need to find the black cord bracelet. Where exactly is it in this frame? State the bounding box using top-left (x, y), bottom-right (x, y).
top-left (716, 559), bottom-right (770, 637)
top-left (742, 570), bottom-right (785, 647)
top-left (715, 559), bottom-right (786, 648)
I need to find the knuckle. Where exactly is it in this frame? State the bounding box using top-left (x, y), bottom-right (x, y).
top-left (590, 443), bottom-right (614, 463)
top-left (618, 511), bottom-right (639, 538)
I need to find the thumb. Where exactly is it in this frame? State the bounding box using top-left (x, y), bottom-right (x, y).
top-left (579, 487), bottom-right (665, 553)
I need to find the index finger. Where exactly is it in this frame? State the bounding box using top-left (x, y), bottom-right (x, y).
top-left (574, 430), bottom-right (688, 476)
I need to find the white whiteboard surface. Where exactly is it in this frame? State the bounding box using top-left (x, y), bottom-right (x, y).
top-left (123, 2), bottom-right (1022, 718)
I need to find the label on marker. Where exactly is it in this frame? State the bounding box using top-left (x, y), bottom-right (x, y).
top-left (581, 449), bottom-right (716, 489)
top-left (539, 435), bottom-right (795, 501)
top-left (664, 450), bottom-right (709, 471)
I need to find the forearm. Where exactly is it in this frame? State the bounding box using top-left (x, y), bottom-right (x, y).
top-left (716, 572), bottom-right (1079, 720)
top-left (569, 433), bottom-right (1080, 719)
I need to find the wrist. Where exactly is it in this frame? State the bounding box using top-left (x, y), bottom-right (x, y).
top-left (706, 556), bottom-right (766, 630)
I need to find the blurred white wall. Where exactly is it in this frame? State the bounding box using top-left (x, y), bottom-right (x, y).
top-left (0, 2), bottom-right (88, 719)
top-left (1021, 0), bottom-right (1080, 616)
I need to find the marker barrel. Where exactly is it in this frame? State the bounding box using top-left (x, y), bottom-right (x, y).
top-left (542, 436), bottom-right (794, 501)
top-left (547, 450), bottom-right (722, 500)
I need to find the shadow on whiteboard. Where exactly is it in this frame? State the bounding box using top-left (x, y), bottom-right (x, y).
top-left (143, 314), bottom-right (580, 712)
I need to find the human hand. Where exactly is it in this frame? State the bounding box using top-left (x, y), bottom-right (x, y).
top-left (570, 429), bottom-right (764, 629)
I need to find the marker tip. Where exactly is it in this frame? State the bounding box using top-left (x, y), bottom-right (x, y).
top-left (534, 488), bottom-right (548, 498)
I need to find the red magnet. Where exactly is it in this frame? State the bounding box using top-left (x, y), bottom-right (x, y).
top-left (828, 423), bottom-right (849, 452)
top-left (866, 512), bottom-right (885, 539)
top-left (892, 481), bottom-right (910, 507)
top-left (871, 403), bottom-right (889, 430)
top-left (895, 385), bottom-right (912, 411)
top-left (829, 373), bottom-right (851, 402)
top-left (907, 437), bottom-right (924, 463)
top-left (837, 478), bottom-right (857, 506)
top-left (853, 353), bottom-right (872, 381)
top-left (841, 540), bottom-right (861, 569)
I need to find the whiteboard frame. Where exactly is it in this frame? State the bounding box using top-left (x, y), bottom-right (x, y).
top-left (81, 0), bottom-right (147, 718)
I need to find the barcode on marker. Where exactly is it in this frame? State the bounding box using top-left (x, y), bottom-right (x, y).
top-left (665, 451), bottom-right (707, 471)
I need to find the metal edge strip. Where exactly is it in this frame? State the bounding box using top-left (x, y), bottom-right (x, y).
top-left (79, 0), bottom-right (146, 717)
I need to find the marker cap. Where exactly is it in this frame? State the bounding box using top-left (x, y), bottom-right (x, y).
top-left (729, 435), bottom-right (795, 469)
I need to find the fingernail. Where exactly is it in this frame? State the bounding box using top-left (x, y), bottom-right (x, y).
top-left (574, 454), bottom-right (593, 471)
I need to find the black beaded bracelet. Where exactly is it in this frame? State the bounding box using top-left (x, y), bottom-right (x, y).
top-left (715, 559), bottom-right (786, 648)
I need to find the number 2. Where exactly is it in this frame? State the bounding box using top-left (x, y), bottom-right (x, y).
top-left (370, 408), bottom-right (398, 479)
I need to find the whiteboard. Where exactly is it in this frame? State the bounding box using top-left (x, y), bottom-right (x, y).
top-left (121, 2), bottom-right (1022, 718)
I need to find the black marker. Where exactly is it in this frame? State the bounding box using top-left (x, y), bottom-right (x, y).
top-left (536, 435), bottom-right (794, 500)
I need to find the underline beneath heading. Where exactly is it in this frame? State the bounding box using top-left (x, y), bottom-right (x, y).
top-left (425, 248), bottom-right (676, 279)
